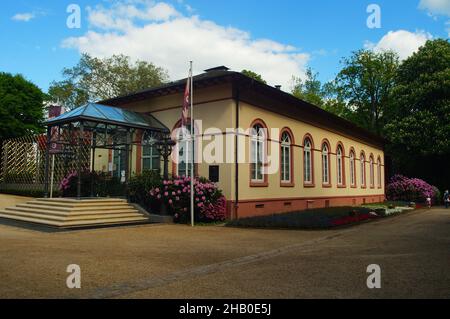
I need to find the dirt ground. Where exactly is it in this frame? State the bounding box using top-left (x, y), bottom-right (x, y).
top-left (0, 195), bottom-right (448, 299)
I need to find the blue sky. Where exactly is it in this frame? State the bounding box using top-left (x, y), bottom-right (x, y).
top-left (1, 0), bottom-right (449, 92)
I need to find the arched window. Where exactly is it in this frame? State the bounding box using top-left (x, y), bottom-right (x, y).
top-left (360, 152), bottom-right (366, 187)
top-left (336, 145), bottom-right (345, 186)
top-left (303, 136), bottom-right (313, 185)
top-left (251, 123), bottom-right (266, 183)
top-left (142, 131), bottom-right (161, 172)
top-left (176, 125), bottom-right (193, 177)
top-left (321, 142), bottom-right (330, 185)
top-left (280, 131), bottom-right (292, 184)
top-left (369, 155), bottom-right (375, 188)
top-left (377, 157), bottom-right (382, 188)
top-left (349, 150), bottom-right (356, 187)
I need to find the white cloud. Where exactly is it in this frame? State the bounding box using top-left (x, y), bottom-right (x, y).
top-left (419, 0), bottom-right (450, 16)
top-left (11, 12), bottom-right (35, 22)
top-left (62, 1), bottom-right (309, 90)
top-left (364, 30), bottom-right (433, 60)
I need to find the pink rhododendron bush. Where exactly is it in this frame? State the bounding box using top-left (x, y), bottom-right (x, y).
top-left (386, 175), bottom-right (440, 203)
top-left (149, 176), bottom-right (227, 223)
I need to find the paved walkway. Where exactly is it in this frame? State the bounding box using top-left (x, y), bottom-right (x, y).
top-left (0, 205), bottom-right (448, 298)
top-left (0, 194), bottom-right (31, 209)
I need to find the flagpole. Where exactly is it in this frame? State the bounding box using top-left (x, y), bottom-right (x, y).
top-left (190, 61), bottom-right (194, 227)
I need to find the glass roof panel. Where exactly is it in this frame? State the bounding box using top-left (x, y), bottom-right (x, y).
top-left (46, 103), bottom-right (169, 132)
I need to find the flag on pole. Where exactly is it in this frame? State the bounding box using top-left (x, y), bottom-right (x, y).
top-left (180, 62), bottom-right (195, 227)
top-left (181, 70), bottom-right (191, 128)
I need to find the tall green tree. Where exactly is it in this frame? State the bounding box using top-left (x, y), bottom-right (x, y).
top-left (48, 53), bottom-right (169, 109)
top-left (291, 68), bottom-right (325, 107)
top-left (291, 68), bottom-right (351, 119)
top-left (333, 50), bottom-right (399, 134)
top-left (241, 70), bottom-right (267, 84)
top-left (0, 72), bottom-right (45, 176)
top-left (385, 39), bottom-right (450, 190)
top-left (0, 72), bottom-right (45, 140)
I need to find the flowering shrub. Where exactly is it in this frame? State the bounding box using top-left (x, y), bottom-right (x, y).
top-left (386, 175), bottom-right (439, 203)
top-left (149, 176), bottom-right (227, 223)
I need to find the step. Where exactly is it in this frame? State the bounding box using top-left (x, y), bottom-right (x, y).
top-left (0, 213), bottom-right (148, 228)
top-left (0, 210), bottom-right (144, 222)
top-left (36, 198), bottom-right (127, 204)
top-left (5, 207), bottom-right (139, 217)
top-left (1, 210), bottom-right (66, 221)
top-left (16, 203), bottom-right (131, 212)
top-left (60, 216), bottom-right (149, 228)
top-left (0, 213), bottom-right (63, 227)
top-left (30, 201), bottom-right (130, 208)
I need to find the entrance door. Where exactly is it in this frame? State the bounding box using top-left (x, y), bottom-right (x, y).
top-left (112, 149), bottom-right (126, 180)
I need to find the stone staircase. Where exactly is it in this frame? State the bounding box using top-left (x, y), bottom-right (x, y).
top-left (0, 198), bottom-right (150, 229)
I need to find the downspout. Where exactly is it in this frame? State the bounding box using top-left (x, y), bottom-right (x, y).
top-left (233, 82), bottom-right (240, 220)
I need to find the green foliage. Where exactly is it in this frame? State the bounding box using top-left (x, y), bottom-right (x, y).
top-left (333, 50), bottom-right (399, 134)
top-left (48, 53), bottom-right (169, 109)
top-left (383, 39), bottom-right (450, 191)
top-left (0, 72), bottom-right (45, 141)
top-left (292, 68), bottom-right (326, 106)
top-left (128, 170), bottom-right (162, 211)
top-left (385, 39), bottom-right (450, 156)
top-left (241, 69), bottom-right (267, 84)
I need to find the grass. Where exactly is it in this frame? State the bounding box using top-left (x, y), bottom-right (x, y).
top-left (226, 206), bottom-right (373, 230)
top-left (363, 201), bottom-right (410, 208)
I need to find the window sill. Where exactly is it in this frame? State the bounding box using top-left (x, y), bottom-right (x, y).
top-left (303, 183), bottom-right (315, 188)
top-left (322, 183), bottom-right (332, 188)
top-left (250, 181), bottom-right (268, 187)
top-left (280, 182), bottom-right (295, 187)
top-left (337, 184), bottom-right (347, 188)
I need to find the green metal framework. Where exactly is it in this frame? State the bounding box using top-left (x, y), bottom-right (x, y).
top-left (43, 103), bottom-right (172, 199)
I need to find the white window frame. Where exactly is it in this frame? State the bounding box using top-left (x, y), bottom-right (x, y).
top-left (304, 139), bottom-right (312, 184)
top-left (176, 126), bottom-right (193, 177)
top-left (369, 156), bottom-right (374, 187)
top-left (322, 144), bottom-right (329, 184)
top-left (281, 132), bottom-right (291, 183)
top-left (350, 152), bottom-right (356, 186)
top-left (360, 153), bottom-right (366, 187)
top-left (251, 124), bottom-right (265, 182)
top-left (337, 146), bottom-right (343, 185)
top-left (377, 158), bottom-right (382, 187)
top-left (142, 133), bottom-right (160, 172)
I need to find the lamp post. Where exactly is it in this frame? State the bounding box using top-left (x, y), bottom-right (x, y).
top-left (155, 134), bottom-right (175, 181)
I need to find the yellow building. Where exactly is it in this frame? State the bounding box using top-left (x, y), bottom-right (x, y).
top-left (100, 66), bottom-right (385, 218)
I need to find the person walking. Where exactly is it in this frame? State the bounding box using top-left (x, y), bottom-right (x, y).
top-left (444, 190), bottom-right (449, 209)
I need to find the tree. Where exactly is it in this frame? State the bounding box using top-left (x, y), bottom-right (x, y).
top-left (0, 72), bottom-right (45, 140)
top-left (241, 70), bottom-right (267, 84)
top-left (0, 72), bottom-right (45, 176)
top-left (291, 68), bottom-right (325, 107)
top-left (384, 39), bottom-right (450, 190)
top-left (48, 53), bottom-right (169, 109)
top-left (333, 50), bottom-right (399, 134)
